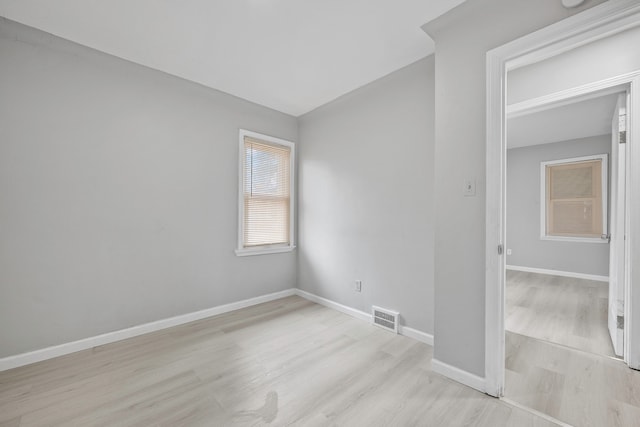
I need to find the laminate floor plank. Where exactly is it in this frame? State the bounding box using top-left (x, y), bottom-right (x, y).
top-left (506, 270), bottom-right (614, 357)
top-left (504, 270), bottom-right (640, 425)
top-left (1, 296), bottom-right (557, 426)
top-left (505, 331), bottom-right (640, 427)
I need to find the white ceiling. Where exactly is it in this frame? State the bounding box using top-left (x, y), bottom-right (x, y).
top-left (0, 0), bottom-right (466, 116)
top-left (507, 93), bottom-right (620, 149)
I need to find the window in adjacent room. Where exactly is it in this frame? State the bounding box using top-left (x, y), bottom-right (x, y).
top-left (540, 154), bottom-right (608, 242)
top-left (236, 129), bottom-right (295, 256)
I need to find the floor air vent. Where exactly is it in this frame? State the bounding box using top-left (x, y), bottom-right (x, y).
top-left (372, 306), bottom-right (399, 333)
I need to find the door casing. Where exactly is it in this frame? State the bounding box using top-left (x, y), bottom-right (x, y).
top-left (609, 92), bottom-right (628, 358)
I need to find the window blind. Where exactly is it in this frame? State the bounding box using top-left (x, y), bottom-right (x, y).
top-left (243, 136), bottom-right (291, 247)
top-left (546, 159), bottom-right (603, 237)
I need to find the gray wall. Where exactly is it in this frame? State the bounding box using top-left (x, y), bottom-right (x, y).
top-left (0, 19), bottom-right (298, 358)
top-left (298, 57), bottom-right (435, 334)
top-left (508, 25), bottom-right (640, 105)
top-left (422, 0), bottom-right (606, 377)
top-left (507, 136), bottom-right (610, 276)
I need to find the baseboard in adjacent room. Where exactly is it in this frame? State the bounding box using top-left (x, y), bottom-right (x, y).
top-left (0, 288), bottom-right (296, 372)
top-left (506, 265), bottom-right (608, 282)
top-left (294, 289), bottom-right (434, 346)
top-left (431, 358), bottom-right (486, 394)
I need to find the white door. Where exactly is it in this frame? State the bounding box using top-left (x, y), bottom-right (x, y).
top-left (609, 93), bottom-right (627, 358)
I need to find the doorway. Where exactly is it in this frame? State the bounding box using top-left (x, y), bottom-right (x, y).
top-left (499, 85), bottom-right (639, 425)
top-left (504, 89), bottom-right (625, 360)
top-left (484, 0), bottom-right (640, 400)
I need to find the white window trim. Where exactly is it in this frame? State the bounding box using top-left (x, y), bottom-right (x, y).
top-left (539, 154), bottom-right (608, 244)
top-left (235, 129), bottom-right (296, 257)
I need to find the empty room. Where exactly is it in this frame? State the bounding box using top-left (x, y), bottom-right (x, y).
top-left (1, 1), bottom-right (640, 426)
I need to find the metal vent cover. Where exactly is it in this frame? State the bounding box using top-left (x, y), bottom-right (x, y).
top-left (372, 306), bottom-right (399, 333)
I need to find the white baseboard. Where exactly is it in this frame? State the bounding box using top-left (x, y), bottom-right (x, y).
top-left (431, 358), bottom-right (486, 394)
top-left (0, 288), bottom-right (296, 372)
top-left (294, 289), bottom-right (434, 346)
top-left (1, 288), bottom-right (435, 372)
top-left (398, 325), bottom-right (434, 346)
top-left (294, 289), bottom-right (371, 322)
top-left (506, 265), bottom-right (608, 282)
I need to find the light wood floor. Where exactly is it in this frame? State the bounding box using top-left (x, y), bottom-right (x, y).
top-left (505, 270), bottom-right (614, 357)
top-left (505, 331), bottom-right (640, 427)
top-left (505, 271), bottom-right (640, 426)
top-left (0, 296), bottom-right (555, 426)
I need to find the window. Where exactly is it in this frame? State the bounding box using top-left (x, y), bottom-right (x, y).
top-left (540, 154), bottom-right (607, 242)
top-left (236, 129), bottom-right (295, 256)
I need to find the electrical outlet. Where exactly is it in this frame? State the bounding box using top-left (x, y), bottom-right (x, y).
top-left (507, 248), bottom-right (512, 255)
top-left (354, 280), bottom-right (362, 292)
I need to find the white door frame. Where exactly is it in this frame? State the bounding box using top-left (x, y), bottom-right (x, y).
top-left (485, 0), bottom-right (640, 397)
top-left (610, 92), bottom-right (629, 358)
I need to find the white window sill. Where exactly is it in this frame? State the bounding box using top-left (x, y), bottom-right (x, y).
top-left (540, 236), bottom-right (608, 244)
top-left (235, 245), bottom-right (296, 257)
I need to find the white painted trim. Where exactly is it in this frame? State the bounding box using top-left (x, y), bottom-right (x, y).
top-left (505, 1), bottom-right (640, 71)
top-left (431, 358), bottom-right (486, 394)
top-left (398, 325), bottom-right (434, 346)
top-left (1, 287), bottom-right (436, 372)
top-left (540, 236), bottom-right (608, 244)
top-left (506, 265), bottom-right (608, 282)
top-left (294, 289), bottom-right (434, 346)
top-left (485, 40), bottom-right (507, 399)
top-left (237, 129), bottom-right (296, 256)
top-left (539, 154), bottom-right (608, 242)
top-left (507, 78), bottom-right (633, 118)
top-left (0, 288), bottom-right (296, 372)
top-left (235, 245), bottom-right (295, 257)
top-left (294, 289), bottom-right (371, 322)
top-left (626, 75), bottom-right (640, 369)
top-left (486, 0), bottom-right (640, 397)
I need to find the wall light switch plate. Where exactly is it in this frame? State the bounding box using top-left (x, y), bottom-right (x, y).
top-left (507, 249), bottom-right (512, 255)
top-left (354, 280), bottom-right (362, 292)
top-left (463, 179), bottom-right (476, 197)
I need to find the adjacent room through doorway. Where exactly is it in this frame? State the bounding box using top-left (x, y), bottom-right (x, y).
top-left (496, 24), bottom-right (640, 425)
top-left (505, 91), bottom-right (621, 359)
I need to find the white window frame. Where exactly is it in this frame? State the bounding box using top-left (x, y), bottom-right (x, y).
top-left (540, 154), bottom-right (608, 243)
top-left (236, 129), bottom-right (296, 257)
